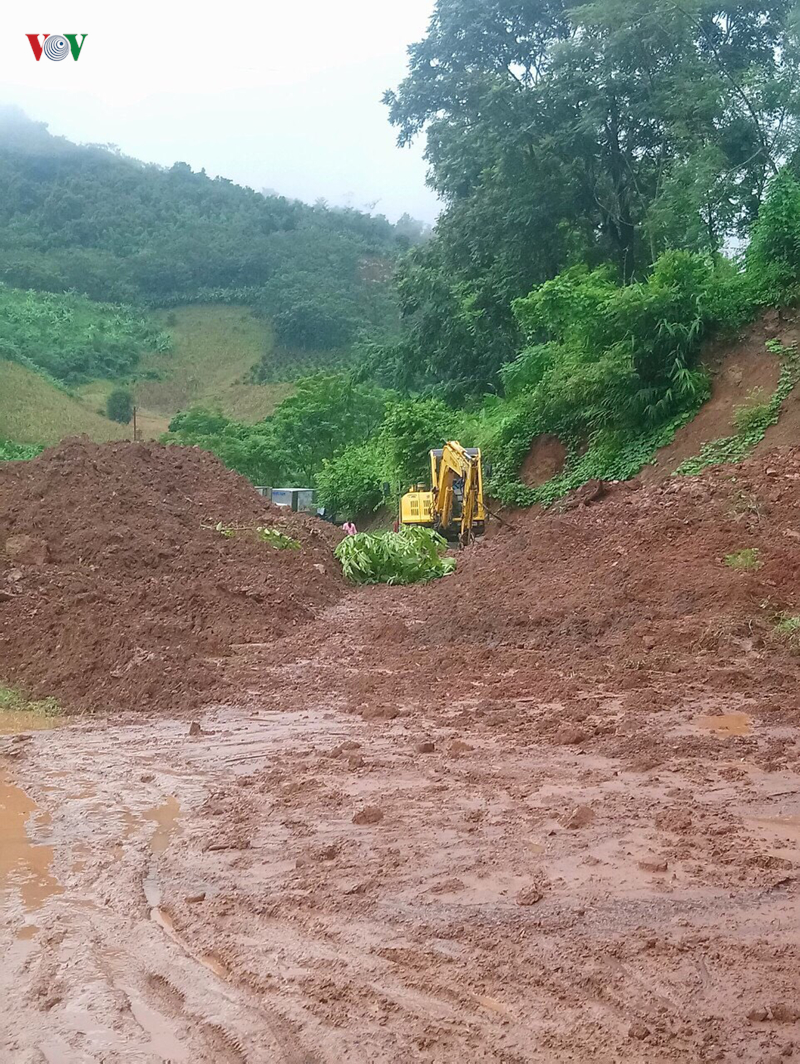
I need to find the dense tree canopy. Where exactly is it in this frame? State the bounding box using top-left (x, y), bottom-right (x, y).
top-left (380, 0), bottom-right (800, 392)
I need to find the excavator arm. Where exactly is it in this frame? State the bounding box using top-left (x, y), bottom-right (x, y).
top-left (399, 441), bottom-right (485, 544)
top-left (434, 442), bottom-right (481, 546)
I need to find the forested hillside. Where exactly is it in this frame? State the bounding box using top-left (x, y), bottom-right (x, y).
top-left (0, 107), bottom-right (409, 364)
top-left (167, 0), bottom-right (800, 518)
top-left (374, 0), bottom-right (800, 397)
top-left (3, 1), bottom-right (800, 521)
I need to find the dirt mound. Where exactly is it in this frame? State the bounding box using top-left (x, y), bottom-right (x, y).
top-left (242, 447), bottom-right (800, 732)
top-left (426, 447), bottom-right (798, 676)
top-left (642, 314), bottom-right (788, 480)
top-left (0, 439), bottom-right (344, 714)
top-left (519, 433), bottom-right (567, 488)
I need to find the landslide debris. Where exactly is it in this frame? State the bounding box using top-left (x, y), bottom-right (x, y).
top-left (0, 438), bottom-right (344, 714)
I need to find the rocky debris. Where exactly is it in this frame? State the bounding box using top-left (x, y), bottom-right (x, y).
top-left (516, 881), bottom-right (547, 907)
top-left (552, 724), bottom-right (587, 746)
top-left (352, 805), bottom-right (384, 826)
top-left (447, 740), bottom-right (474, 757)
top-left (638, 858), bottom-right (669, 873)
top-left (749, 1004), bottom-right (800, 1024)
top-left (562, 805), bottom-right (595, 830)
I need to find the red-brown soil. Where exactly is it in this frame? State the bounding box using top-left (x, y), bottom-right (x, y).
top-left (520, 433), bottom-right (568, 487)
top-left (0, 439), bottom-right (344, 714)
top-left (2, 442), bottom-right (800, 1063)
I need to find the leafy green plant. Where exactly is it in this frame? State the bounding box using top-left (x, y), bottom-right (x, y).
top-left (0, 684), bottom-right (61, 717)
top-left (0, 284), bottom-right (171, 385)
top-left (316, 441), bottom-right (386, 520)
top-left (746, 170), bottom-right (800, 307)
top-left (0, 438), bottom-right (43, 461)
top-left (733, 389), bottom-right (770, 435)
top-left (255, 527), bottom-right (301, 550)
top-left (335, 527), bottom-right (456, 585)
top-left (212, 522), bottom-right (300, 550)
top-left (724, 548), bottom-right (762, 571)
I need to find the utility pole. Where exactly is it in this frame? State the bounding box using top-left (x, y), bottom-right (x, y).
top-left (132, 405), bottom-right (138, 442)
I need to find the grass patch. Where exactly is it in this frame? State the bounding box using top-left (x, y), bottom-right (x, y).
top-left (140, 306), bottom-right (293, 421)
top-left (774, 613), bottom-right (800, 636)
top-left (0, 359), bottom-right (129, 446)
top-left (0, 684), bottom-right (61, 717)
top-left (724, 548), bottom-right (762, 571)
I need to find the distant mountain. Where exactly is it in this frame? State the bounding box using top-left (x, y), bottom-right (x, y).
top-left (0, 107), bottom-right (417, 358)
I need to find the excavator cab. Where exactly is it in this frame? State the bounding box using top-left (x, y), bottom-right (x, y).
top-left (400, 443), bottom-right (486, 545)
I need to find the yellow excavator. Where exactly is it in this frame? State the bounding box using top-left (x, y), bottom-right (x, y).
top-left (400, 442), bottom-right (487, 546)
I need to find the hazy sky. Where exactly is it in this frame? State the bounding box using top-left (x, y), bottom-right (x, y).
top-left (2, 0), bottom-right (440, 223)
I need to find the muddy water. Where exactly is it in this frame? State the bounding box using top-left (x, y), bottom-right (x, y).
top-left (143, 795), bottom-right (182, 854)
top-left (0, 709), bottom-right (62, 736)
top-left (0, 770), bottom-right (62, 913)
top-left (697, 711), bottom-right (753, 736)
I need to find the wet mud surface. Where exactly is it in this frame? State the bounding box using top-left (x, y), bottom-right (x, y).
top-left (2, 444), bottom-right (800, 1061)
top-left (2, 686), bottom-right (800, 1063)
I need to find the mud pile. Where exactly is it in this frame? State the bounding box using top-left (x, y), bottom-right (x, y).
top-left (0, 439), bottom-right (344, 713)
top-left (419, 448), bottom-right (800, 692)
top-left (245, 448), bottom-right (800, 735)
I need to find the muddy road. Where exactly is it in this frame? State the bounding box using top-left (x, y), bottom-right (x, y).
top-left (3, 444), bottom-right (800, 1061)
top-left (2, 655), bottom-right (800, 1063)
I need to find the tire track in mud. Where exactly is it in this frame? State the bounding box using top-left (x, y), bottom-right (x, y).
top-left (0, 713), bottom-right (329, 1064)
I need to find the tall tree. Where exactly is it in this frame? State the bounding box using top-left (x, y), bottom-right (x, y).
top-left (383, 0), bottom-right (800, 391)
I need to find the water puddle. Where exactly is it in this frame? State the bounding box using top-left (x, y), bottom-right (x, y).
top-left (697, 712), bottom-right (752, 737)
top-left (0, 770), bottom-right (62, 912)
top-left (0, 709), bottom-right (62, 736)
top-left (143, 796), bottom-right (182, 854)
top-left (127, 995), bottom-right (190, 1061)
top-left (144, 869), bottom-right (229, 980)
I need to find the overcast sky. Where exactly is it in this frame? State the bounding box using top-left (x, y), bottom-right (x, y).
top-left (2, 0), bottom-right (440, 223)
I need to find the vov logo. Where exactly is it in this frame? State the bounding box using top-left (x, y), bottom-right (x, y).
top-left (26, 34), bottom-right (88, 62)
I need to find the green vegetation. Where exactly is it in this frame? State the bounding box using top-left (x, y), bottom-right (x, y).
top-left (379, 0), bottom-right (800, 396)
top-left (165, 375), bottom-right (391, 488)
top-left (0, 107), bottom-right (410, 372)
top-left (0, 684), bottom-right (60, 717)
top-left (4, 0), bottom-right (800, 508)
top-left (335, 527), bottom-right (456, 585)
top-left (0, 360), bottom-right (133, 446)
top-left (0, 438), bottom-right (43, 461)
top-left (138, 306), bottom-right (292, 422)
top-left (724, 548), bottom-right (762, 571)
top-left (212, 523), bottom-right (301, 550)
top-left (775, 614), bottom-right (800, 637)
top-left (0, 284), bottom-right (170, 384)
top-left (106, 388), bottom-right (134, 424)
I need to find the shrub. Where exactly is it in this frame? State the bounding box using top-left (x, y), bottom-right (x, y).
top-left (747, 170), bottom-right (800, 306)
top-left (106, 388), bottom-right (134, 424)
top-left (316, 442), bottom-right (385, 520)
